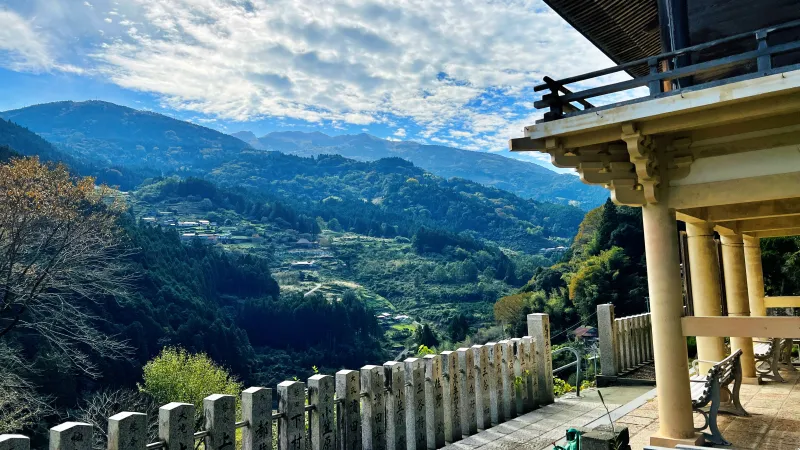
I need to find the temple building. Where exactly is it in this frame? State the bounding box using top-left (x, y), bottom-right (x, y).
top-left (510, 0), bottom-right (800, 447)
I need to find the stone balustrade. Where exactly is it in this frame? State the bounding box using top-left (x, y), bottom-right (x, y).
top-left (0, 314), bottom-right (553, 450)
top-left (598, 304), bottom-right (653, 380)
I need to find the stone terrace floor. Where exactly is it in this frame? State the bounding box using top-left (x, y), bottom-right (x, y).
top-left (443, 370), bottom-right (800, 450)
top-left (622, 369), bottom-right (800, 449)
top-left (442, 386), bottom-right (654, 450)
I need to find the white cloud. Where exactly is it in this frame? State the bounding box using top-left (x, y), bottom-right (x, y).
top-left (394, 128), bottom-right (406, 138)
top-left (84, 1), bottom-right (93, 7)
top-left (0, 10), bottom-right (82, 74)
top-left (4, 0), bottom-right (643, 161)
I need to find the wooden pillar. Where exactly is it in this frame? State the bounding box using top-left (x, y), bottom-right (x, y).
top-left (686, 222), bottom-right (727, 374)
top-left (721, 234), bottom-right (757, 380)
top-left (743, 236), bottom-right (767, 317)
top-left (641, 203), bottom-right (699, 446)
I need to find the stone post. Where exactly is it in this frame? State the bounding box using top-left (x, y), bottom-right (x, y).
top-left (336, 370), bottom-right (362, 450)
top-left (383, 362), bottom-right (406, 450)
top-left (471, 345), bottom-right (490, 430)
top-left (278, 381), bottom-right (306, 450)
top-left (0, 436), bottom-right (29, 450)
top-left (522, 337), bottom-right (536, 411)
top-left (597, 304), bottom-right (618, 377)
top-left (721, 234), bottom-right (757, 380)
top-left (50, 423), bottom-right (93, 450)
top-left (686, 222), bottom-right (727, 374)
top-left (361, 365), bottom-right (386, 450)
top-left (204, 395), bottom-right (236, 450)
top-left (498, 340), bottom-right (515, 419)
top-left (108, 412), bottom-right (147, 450)
top-left (485, 342), bottom-right (503, 425)
top-left (641, 202), bottom-right (697, 446)
top-left (455, 348), bottom-right (476, 436)
top-left (743, 236), bottom-right (767, 317)
top-left (403, 358), bottom-right (426, 450)
top-left (159, 403), bottom-right (194, 450)
top-left (383, 361), bottom-right (408, 450)
top-left (423, 354), bottom-right (445, 449)
top-left (309, 376), bottom-right (335, 450)
top-left (242, 387), bottom-right (272, 450)
top-left (527, 313), bottom-right (554, 405)
top-left (439, 351), bottom-right (461, 443)
top-left (509, 339), bottom-right (525, 415)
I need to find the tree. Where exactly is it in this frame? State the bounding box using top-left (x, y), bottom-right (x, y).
top-left (0, 157), bottom-right (131, 376)
top-left (0, 342), bottom-right (53, 433)
top-left (139, 347), bottom-right (243, 412)
top-left (77, 388), bottom-right (158, 450)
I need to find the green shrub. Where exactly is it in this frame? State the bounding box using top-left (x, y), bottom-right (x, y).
top-left (139, 347), bottom-right (243, 410)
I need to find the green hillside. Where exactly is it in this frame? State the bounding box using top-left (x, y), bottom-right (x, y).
top-left (236, 131), bottom-right (609, 208)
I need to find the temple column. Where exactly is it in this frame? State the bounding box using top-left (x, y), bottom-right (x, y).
top-left (720, 234), bottom-right (758, 381)
top-left (642, 203), bottom-right (698, 445)
top-left (685, 223), bottom-right (727, 374)
top-left (743, 236), bottom-right (767, 317)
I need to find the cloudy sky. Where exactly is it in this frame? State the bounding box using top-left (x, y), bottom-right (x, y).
top-left (0, 0), bottom-right (635, 170)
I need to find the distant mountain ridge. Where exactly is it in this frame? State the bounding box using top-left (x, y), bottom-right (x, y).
top-left (235, 130), bottom-right (607, 208)
top-left (1, 101), bottom-right (250, 178)
top-left (0, 100), bottom-right (605, 208)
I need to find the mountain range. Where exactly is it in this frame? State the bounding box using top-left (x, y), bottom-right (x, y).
top-left (1, 100), bottom-right (605, 208)
top-left (232, 130), bottom-right (607, 208)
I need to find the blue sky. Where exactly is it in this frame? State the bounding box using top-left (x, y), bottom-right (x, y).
top-left (0, 0), bottom-right (636, 171)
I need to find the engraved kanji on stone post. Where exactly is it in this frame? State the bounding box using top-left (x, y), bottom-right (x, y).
top-left (204, 394), bottom-right (236, 450)
top-left (510, 338), bottom-right (525, 415)
top-left (439, 351), bottom-right (461, 443)
top-left (278, 381), bottom-right (306, 450)
top-left (310, 375), bottom-right (336, 450)
top-left (471, 345), bottom-right (491, 430)
top-left (159, 403), bottom-right (194, 450)
top-left (403, 358), bottom-right (426, 450)
top-left (243, 387), bottom-right (272, 450)
top-left (456, 347), bottom-right (476, 436)
top-left (498, 340), bottom-right (514, 420)
top-left (528, 313), bottom-right (554, 405)
top-left (383, 362), bottom-right (406, 450)
top-left (336, 370), bottom-right (362, 450)
top-left (50, 422), bottom-right (93, 450)
top-left (423, 354), bottom-right (444, 449)
top-left (486, 342), bottom-right (503, 426)
top-left (108, 412), bottom-right (147, 450)
top-left (522, 337), bottom-right (536, 412)
top-left (360, 365), bottom-right (386, 450)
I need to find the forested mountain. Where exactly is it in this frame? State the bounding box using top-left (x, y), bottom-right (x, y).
top-left (0, 101), bottom-right (605, 207)
top-left (234, 131), bottom-right (608, 208)
top-left (492, 199), bottom-right (649, 340)
top-left (0, 101), bottom-right (250, 182)
top-left (207, 152), bottom-right (583, 253)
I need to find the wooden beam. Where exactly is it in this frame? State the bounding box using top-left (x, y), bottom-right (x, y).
top-left (681, 316), bottom-right (800, 338)
top-left (750, 227), bottom-right (800, 238)
top-left (677, 198), bottom-right (800, 223)
top-left (717, 216), bottom-right (800, 233)
top-left (669, 172), bottom-right (800, 210)
top-left (765, 296), bottom-right (800, 308)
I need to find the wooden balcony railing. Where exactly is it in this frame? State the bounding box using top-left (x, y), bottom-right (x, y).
top-left (535, 19), bottom-right (800, 122)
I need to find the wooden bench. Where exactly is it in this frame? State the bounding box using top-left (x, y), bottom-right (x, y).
top-left (753, 337), bottom-right (784, 383)
top-left (690, 349), bottom-right (748, 446)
